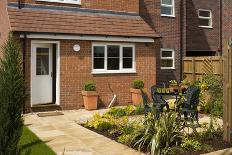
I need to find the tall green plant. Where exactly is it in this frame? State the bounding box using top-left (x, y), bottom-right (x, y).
top-left (0, 34), bottom-right (26, 155)
top-left (132, 112), bottom-right (183, 155)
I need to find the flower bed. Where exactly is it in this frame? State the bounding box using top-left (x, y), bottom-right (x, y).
top-left (80, 106), bottom-right (231, 155)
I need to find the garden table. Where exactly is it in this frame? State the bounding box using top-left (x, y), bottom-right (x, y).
top-left (154, 89), bottom-right (187, 112)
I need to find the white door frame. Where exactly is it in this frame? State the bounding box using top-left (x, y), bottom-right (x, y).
top-left (31, 40), bottom-right (60, 107)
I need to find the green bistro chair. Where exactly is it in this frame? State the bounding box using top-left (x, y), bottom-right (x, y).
top-left (140, 89), bottom-right (152, 117)
top-left (180, 85), bottom-right (201, 123)
top-left (151, 85), bottom-right (170, 118)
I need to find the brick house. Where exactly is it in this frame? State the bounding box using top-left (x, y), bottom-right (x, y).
top-left (0, 0), bottom-right (160, 111)
top-left (140, 0), bottom-right (223, 84)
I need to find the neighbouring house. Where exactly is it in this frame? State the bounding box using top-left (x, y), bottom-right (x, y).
top-left (0, 0), bottom-right (160, 112)
top-left (185, 0), bottom-right (222, 57)
top-left (140, 0), bottom-right (184, 84)
top-left (140, 0), bottom-right (224, 84)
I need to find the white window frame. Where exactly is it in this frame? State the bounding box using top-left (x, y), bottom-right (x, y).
top-left (92, 43), bottom-right (136, 74)
top-left (161, 0), bottom-right (175, 17)
top-left (198, 9), bottom-right (213, 28)
top-left (160, 48), bottom-right (175, 69)
top-left (37, 0), bottom-right (81, 5)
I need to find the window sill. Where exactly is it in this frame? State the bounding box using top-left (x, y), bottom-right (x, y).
top-left (92, 70), bottom-right (136, 74)
top-left (161, 14), bottom-right (176, 18)
top-left (36, 0), bottom-right (81, 5)
top-left (199, 26), bottom-right (213, 29)
top-left (160, 67), bottom-right (175, 70)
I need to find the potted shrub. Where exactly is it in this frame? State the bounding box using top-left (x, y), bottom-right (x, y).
top-left (169, 80), bottom-right (178, 93)
top-left (81, 82), bottom-right (98, 110)
top-left (130, 80), bottom-right (145, 105)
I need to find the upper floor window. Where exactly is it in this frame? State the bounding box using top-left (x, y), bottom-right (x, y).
top-left (161, 0), bottom-right (175, 17)
top-left (92, 43), bottom-right (136, 74)
top-left (198, 9), bottom-right (212, 28)
top-left (37, 0), bottom-right (81, 5)
top-left (160, 48), bottom-right (175, 69)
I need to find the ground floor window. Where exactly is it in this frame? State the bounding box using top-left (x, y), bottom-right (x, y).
top-left (160, 48), bottom-right (175, 69)
top-left (92, 43), bottom-right (135, 73)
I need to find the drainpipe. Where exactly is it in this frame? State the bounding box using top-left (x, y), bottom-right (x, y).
top-left (23, 33), bottom-right (27, 113)
top-left (18, 0), bottom-right (21, 9)
top-left (219, 0), bottom-right (223, 55)
top-left (179, 0), bottom-right (184, 82)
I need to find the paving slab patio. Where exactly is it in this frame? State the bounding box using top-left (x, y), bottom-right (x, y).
top-left (24, 109), bottom-right (145, 155)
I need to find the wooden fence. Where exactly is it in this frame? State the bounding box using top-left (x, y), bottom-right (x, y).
top-left (183, 56), bottom-right (223, 82)
top-left (223, 42), bottom-right (232, 142)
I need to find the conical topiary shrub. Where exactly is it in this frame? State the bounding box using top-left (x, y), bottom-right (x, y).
top-left (0, 34), bottom-right (26, 155)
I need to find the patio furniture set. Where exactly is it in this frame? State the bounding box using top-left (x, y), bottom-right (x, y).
top-left (141, 84), bottom-right (201, 122)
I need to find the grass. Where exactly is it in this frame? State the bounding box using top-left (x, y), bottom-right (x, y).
top-left (19, 126), bottom-right (56, 155)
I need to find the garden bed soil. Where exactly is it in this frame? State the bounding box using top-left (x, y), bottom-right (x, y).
top-left (81, 124), bottom-right (231, 155)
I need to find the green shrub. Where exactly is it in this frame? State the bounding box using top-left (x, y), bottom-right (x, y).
top-left (125, 105), bottom-right (136, 116)
top-left (0, 34), bottom-right (26, 155)
top-left (84, 82), bottom-right (96, 91)
top-left (118, 134), bottom-right (134, 144)
top-left (132, 112), bottom-right (183, 155)
top-left (132, 80), bottom-right (144, 89)
top-left (134, 105), bottom-right (145, 115)
top-left (104, 107), bottom-right (127, 118)
top-left (85, 113), bottom-right (114, 131)
top-left (202, 74), bottom-right (223, 117)
top-left (181, 138), bottom-right (202, 151)
top-left (104, 105), bottom-right (144, 118)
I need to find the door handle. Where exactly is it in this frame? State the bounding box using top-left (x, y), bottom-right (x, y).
top-left (51, 72), bottom-right (53, 78)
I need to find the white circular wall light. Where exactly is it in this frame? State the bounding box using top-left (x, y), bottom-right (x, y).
top-left (73, 44), bottom-right (81, 52)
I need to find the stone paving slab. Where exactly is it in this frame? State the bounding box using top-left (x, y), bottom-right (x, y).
top-left (24, 109), bottom-right (145, 155)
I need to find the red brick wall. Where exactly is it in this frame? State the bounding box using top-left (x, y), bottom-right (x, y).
top-left (140, 0), bottom-right (182, 83)
top-left (22, 38), bottom-right (158, 110)
top-left (0, 0), bottom-right (10, 52)
top-left (8, 0), bottom-right (139, 13)
top-left (186, 0), bottom-right (220, 52)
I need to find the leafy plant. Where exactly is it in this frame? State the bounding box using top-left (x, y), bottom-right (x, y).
top-left (104, 107), bottom-right (127, 118)
top-left (85, 113), bottom-right (114, 131)
top-left (169, 80), bottom-right (178, 87)
top-left (132, 80), bottom-right (144, 89)
top-left (84, 82), bottom-right (96, 91)
top-left (134, 105), bottom-right (145, 115)
top-left (0, 34), bottom-right (26, 155)
top-left (132, 112), bottom-right (183, 155)
top-left (202, 74), bottom-right (223, 117)
top-left (181, 138), bottom-right (202, 151)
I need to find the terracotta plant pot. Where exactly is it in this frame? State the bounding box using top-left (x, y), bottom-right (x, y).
top-left (130, 88), bottom-right (146, 105)
top-left (81, 91), bottom-right (98, 110)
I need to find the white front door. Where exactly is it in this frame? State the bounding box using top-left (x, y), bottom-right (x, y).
top-left (32, 43), bottom-right (53, 105)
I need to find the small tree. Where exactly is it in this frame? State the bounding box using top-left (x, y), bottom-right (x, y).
top-left (0, 34), bottom-right (26, 155)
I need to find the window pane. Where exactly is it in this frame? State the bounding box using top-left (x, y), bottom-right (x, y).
top-left (107, 58), bottom-right (120, 70)
top-left (36, 48), bottom-right (49, 75)
top-left (162, 51), bottom-right (173, 57)
top-left (161, 59), bottom-right (173, 68)
top-left (161, 6), bottom-right (173, 15)
top-left (94, 58), bottom-right (104, 69)
top-left (123, 47), bottom-right (133, 57)
top-left (94, 46), bottom-right (104, 57)
top-left (162, 0), bottom-right (172, 5)
top-left (199, 10), bottom-right (210, 17)
top-left (123, 58), bottom-right (133, 69)
top-left (108, 45), bottom-right (120, 57)
top-left (199, 18), bottom-right (210, 26)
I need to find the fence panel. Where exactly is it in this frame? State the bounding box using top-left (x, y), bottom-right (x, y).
top-left (183, 56), bottom-right (223, 82)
